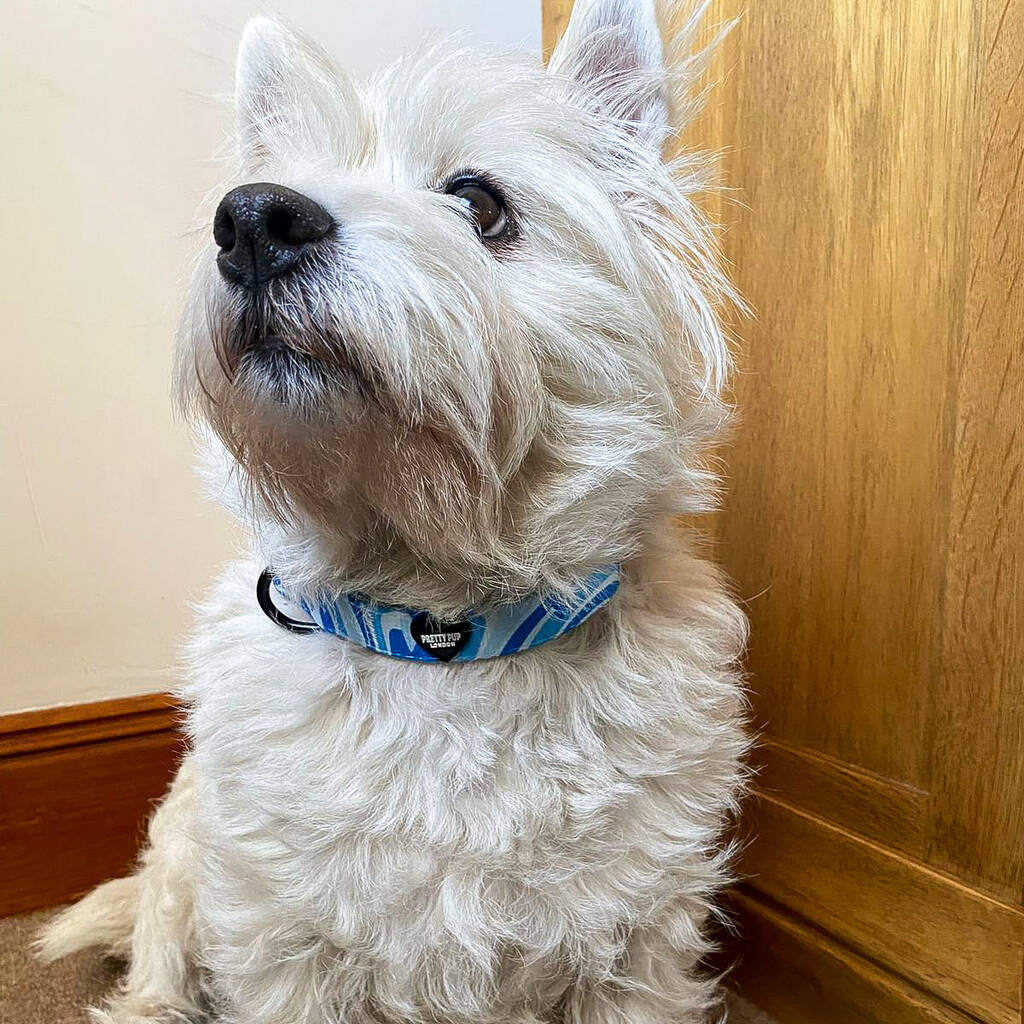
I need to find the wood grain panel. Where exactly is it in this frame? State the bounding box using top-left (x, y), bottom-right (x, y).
top-left (928, 0), bottom-right (1024, 903)
top-left (742, 794), bottom-right (1024, 1024)
top-left (754, 740), bottom-right (928, 857)
top-left (541, 0), bottom-right (572, 59)
top-left (727, 889), bottom-right (979, 1024)
top-left (0, 697), bottom-right (184, 918)
top-left (712, 0), bottom-right (975, 790)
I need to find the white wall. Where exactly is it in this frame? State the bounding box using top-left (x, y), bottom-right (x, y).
top-left (0, 1), bottom-right (540, 715)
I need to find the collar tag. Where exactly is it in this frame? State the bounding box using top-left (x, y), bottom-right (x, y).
top-left (257, 565), bottom-right (621, 663)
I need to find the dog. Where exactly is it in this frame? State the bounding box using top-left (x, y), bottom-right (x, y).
top-left (39, 1), bottom-right (749, 1020)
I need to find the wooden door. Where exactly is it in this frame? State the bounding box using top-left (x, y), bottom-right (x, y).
top-left (543, 2), bottom-right (1024, 1021)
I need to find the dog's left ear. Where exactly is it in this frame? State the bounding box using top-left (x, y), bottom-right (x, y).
top-left (234, 18), bottom-right (357, 168)
top-left (547, 0), bottom-right (668, 153)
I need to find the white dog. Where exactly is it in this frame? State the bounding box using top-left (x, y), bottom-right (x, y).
top-left (40, 1), bottom-right (749, 1021)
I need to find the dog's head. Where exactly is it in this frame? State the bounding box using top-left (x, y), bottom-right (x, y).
top-left (178, 0), bottom-right (736, 604)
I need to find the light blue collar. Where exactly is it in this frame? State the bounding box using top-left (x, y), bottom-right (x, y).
top-left (258, 565), bottom-right (620, 663)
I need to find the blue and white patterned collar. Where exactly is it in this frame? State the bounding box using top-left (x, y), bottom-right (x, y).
top-left (256, 565), bottom-right (621, 663)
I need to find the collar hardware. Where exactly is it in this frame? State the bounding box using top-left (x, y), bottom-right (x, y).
top-left (256, 569), bottom-right (320, 634)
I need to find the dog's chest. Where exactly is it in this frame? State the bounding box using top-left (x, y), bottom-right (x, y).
top-left (189, 602), bottom-right (685, 974)
top-left (181, 559), bottom-right (747, 1020)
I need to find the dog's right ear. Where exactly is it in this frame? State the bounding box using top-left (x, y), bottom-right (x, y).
top-left (547, 0), bottom-right (669, 153)
top-left (234, 18), bottom-right (356, 169)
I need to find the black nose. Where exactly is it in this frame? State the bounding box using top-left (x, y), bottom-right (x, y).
top-left (213, 183), bottom-right (333, 288)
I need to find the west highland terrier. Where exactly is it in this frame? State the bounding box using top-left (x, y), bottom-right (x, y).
top-left (39, 1), bottom-right (749, 1020)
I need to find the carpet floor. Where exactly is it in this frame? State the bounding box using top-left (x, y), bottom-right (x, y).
top-left (0, 910), bottom-right (776, 1023)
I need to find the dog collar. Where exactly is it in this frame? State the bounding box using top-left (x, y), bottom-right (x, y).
top-left (256, 565), bottom-right (620, 663)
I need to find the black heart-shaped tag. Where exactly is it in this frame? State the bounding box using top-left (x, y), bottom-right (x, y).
top-left (410, 612), bottom-right (473, 662)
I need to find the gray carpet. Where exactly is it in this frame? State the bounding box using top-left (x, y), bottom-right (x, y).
top-left (0, 910), bottom-right (776, 1023)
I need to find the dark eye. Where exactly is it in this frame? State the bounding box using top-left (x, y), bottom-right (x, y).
top-left (446, 176), bottom-right (509, 240)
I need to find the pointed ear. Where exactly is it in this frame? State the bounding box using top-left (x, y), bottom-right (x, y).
top-left (548, 0), bottom-right (669, 153)
top-left (234, 18), bottom-right (355, 168)
top-left (234, 18), bottom-right (293, 164)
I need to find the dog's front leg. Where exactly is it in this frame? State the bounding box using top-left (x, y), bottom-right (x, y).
top-left (108, 761), bottom-right (203, 1021)
top-left (563, 909), bottom-right (723, 1024)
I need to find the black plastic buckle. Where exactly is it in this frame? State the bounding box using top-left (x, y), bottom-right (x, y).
top-left (256, 569), bottom-right (320, 635)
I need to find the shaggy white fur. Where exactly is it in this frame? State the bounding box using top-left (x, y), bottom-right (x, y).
top-left (39, 2), bottom-right (749, 1021)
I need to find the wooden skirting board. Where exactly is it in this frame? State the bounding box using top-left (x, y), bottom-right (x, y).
top-left (723, 888), bottom-right (981, 1024)
top-left (0, 694), bottom-right (185, 918)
